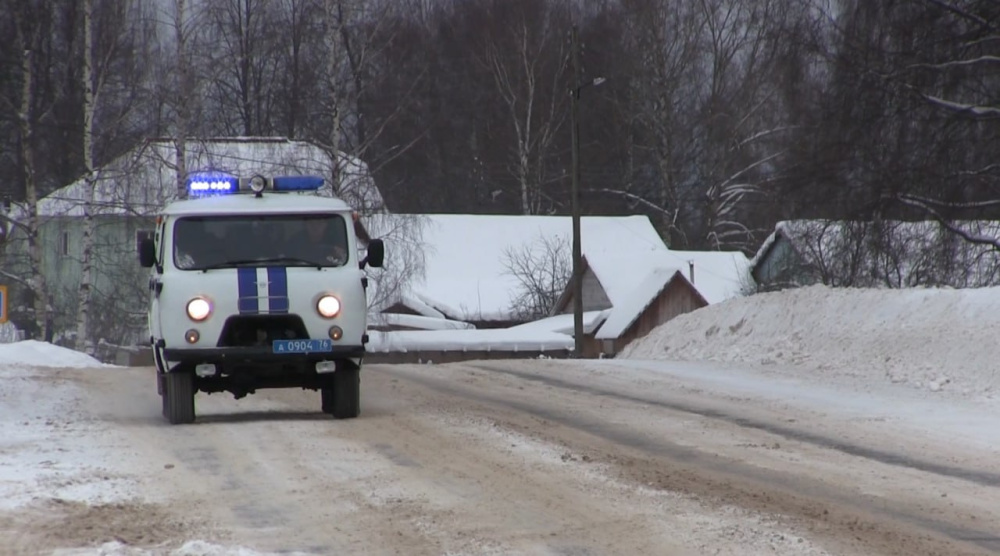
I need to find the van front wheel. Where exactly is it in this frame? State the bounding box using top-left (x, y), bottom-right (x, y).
top-left (164, 370), bottom-right (196, 425)
top-left (330, 366), bottom-right (360, 419)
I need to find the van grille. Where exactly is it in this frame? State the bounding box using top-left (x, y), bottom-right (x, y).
top-left (217, 315), bottom-right (309, 347)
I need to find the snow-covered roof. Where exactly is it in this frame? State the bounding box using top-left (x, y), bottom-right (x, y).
top-left (509, 309), bottom-right (610, 336)
top-left (369, 313), bottom-right (475, 331)
top-left (398, 292), bottom-right (448, 320)
top-left (750, 219), bottom-right (1000, 288)
top-left (595, 269), bottom-right (706, 340)
top-left (645, 249), bottom-right (751, 305)
top-left (564, 239), bottom-right (750, 340)
top-left (380, 214), bottom-right (671, 323)
top-left (20, 137), bottom-right (382, 218)
top-left (373, 213), bottom-right (751, 327)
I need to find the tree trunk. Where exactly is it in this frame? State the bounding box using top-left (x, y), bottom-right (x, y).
top-left (174, 0), bottom-right (189, 200)
top-left (75, 0), bottom-right (96, 354)
top-left (18, 46), bottom-right (51, 341)
top-left (325, 0), bottom-right (344, 194)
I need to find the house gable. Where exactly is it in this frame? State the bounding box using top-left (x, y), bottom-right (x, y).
top-left (595, 267), bottom-right (708, 333)
top-left (550, 257), bottom-right (613, 317)
top-left (551, 243), bottom-right (749, 342)
top-left (607, 271), bottom-right (708, 353)
top-left (750, 230), bottom-right (816, 290)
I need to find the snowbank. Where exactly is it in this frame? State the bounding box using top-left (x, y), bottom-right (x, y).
top-left (368, 328), bottom-right (572, 353)
top-left (0, 340), bottom-right (112, 369)
top-left (53, 540), bottom-right (311, 556)
top-left (621, 285), bottom-right (1000, 399)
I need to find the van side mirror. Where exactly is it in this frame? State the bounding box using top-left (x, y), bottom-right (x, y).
top-left (362, 238), bottom-right (384, 269)
top-left (138, 237), bottom-right (156, 268)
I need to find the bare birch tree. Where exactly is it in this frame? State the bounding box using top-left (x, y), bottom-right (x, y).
top-left (322, 0), bottom-right (347, 184)
top-left (694, 0), bottom-right (796, 252)
top-left (75, 0), bottom-right (150, 352)
top-left (317, 0), bottom-right (402, 195)
top-left (361, 213), bottom-right (428, 326)
top-left (502, 233), bottom-right (571, 320)
top-left (205, 0), bottom-right (281, 135)
top-left (75, 0), bottom-right (98, 353)
top-left (480, 0), bottom-right (570, 215)
top-left (617, 0), bottom-right (703, 247)
top-left (888, 0), bottom-right (1000, 246)
top-left (6, 4), bottom-right (55, 340)
top-left (174, 0), bottom-right (191, 200)
top-left (275, 0), bottom-right (324, 138)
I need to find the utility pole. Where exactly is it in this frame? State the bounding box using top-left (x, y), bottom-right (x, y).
top-left (570, 24), bottom-right (584, 358)
top-left (568, 26), bottom-right (605, 358)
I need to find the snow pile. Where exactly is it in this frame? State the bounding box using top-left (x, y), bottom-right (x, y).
top-left (0, 340), bottom-right (112, 368)
top-left (53, 540), bottom-right (312, 556)
top-left (621, 285), bottom-right (1000, 398)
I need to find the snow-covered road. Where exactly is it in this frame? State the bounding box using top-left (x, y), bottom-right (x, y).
top-left (1, 356), bottom-right (997, 556)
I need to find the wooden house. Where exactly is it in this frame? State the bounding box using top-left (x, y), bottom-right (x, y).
top-left (549, 227), bottom-right (751, 357)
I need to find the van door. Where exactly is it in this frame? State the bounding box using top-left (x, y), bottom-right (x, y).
top-left (148, 218), bottom-right (167, 342)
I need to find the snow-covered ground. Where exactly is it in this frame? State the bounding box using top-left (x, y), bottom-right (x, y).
top-left (0, 341), bottom-right (299, 556)
top-left (3, 284), bottom-right (999, 554)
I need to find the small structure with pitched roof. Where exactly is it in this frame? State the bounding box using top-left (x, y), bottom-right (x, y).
top-left (550, 236), bottom-right (751, 356)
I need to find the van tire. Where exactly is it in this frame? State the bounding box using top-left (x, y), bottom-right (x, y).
top-left (321, 383), bottom-right (336, 414)
top-left (331, 366), bottom-right (360, 419)
top-left (164, 371), bottom-right (196, 424)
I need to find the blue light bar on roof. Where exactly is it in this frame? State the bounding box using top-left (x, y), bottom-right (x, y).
top-left (272, 175), bottom-right (324, 192)
top-left (187, 172), bottom-right (239, 197)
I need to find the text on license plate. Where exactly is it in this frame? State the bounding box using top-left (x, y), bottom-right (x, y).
top-left (272, 339), bottom-right (333, 354)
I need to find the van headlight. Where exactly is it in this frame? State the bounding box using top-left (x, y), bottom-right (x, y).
top-left (317, 295), bottom-right (341, 318)
top-left (186, 297), bottom-right (212, 321)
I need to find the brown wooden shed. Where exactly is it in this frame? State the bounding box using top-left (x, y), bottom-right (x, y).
top-left (551, 260), bottom-right (710, 356)
top-left (592, 269), bottom-right (708, 355)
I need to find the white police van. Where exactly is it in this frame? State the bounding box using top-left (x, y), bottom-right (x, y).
top-left (138, 172), bottom-right (384, 424)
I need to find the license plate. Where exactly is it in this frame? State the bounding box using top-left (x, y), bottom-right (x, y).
top-left (272, 339), bottom-right (333, 354)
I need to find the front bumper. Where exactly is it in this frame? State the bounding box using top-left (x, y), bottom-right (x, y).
top-left (162, 345), bottom-right (366, 365)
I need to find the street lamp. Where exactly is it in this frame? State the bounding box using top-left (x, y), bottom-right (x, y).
top-left (569, 24), bottom-right (604, 358)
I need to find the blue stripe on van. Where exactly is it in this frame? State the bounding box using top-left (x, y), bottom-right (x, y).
top-left (267, 267), bottom-right (289, 313)
top-left (237, 267), bottom-right (258, 314)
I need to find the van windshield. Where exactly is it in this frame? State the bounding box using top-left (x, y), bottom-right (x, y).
top-left (173, 214), bottom-right (350, 270)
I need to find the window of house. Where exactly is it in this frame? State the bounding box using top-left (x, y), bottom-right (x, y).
top-left (61, 232), bottom-right (69, 256)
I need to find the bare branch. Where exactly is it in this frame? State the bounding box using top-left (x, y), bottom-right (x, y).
top-left (898, 192), bottom-right (1000, 211)
top-left (919, 0), bottom-right (997, 31)
top-left (895, 194), bottom-right (1000, 250)
top-left (908, 55), bottom-right (1000, 70)
top-left (585, 188), bottom-right (673, 217)
top-left (922, 94), bottom-right (1000, 117)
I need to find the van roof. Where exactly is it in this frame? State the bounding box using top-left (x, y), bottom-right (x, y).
top-left (161, 192), bottom-right (353, 217)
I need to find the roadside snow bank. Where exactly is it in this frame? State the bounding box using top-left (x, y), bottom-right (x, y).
top-left (621, 285), bottom-right (1000, 398)
top-left (53, 540), bottom-right (311, 556)
top-left (0, 340), bottom-right (110, 368)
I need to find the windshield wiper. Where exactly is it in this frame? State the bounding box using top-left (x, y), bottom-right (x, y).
top-left (195, 257), bottom-right (321, 271)
top-left (256, 256), bottom-right (323, 267)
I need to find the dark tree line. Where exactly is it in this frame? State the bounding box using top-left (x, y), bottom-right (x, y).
top-left (3, 0), bottom-right (1000, 256)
